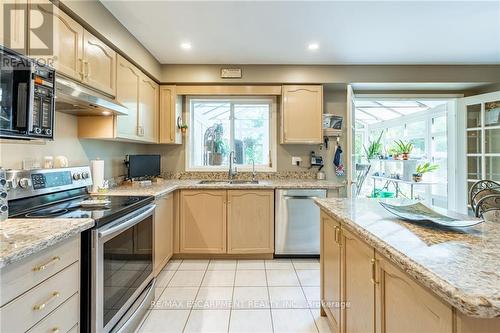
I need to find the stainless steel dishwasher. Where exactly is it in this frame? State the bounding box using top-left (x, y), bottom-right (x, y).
top-left (275, 189), bottom-right (327, 255)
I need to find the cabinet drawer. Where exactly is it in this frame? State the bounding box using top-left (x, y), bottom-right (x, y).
top-left (0, 262), bottom-right (80, 333)
top-left (0, 236), bottom-right (80, 306)
top-left (27, 293), bottom-right (79, 333)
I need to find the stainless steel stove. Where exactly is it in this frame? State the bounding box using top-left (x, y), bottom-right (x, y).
top-left (6, 167), bottom-right (156, 333)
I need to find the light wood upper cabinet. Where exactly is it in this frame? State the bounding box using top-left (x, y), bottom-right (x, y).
top-left (342, 227), bottom-right (376, 333)
top-left (159, 85), bottom-right (182, 144)
top-left (28, 3), bottom-right (83, 81)
top-left (154, 193), bottom-right (174, 275)
top-left (139, 74), bottom-right (159, 143)
top-left (115, 54), bottom-right (141, 140)
top-left (179, 190), bottom-right (227, 254)
top-left (82, 30), bottom-right (116, 96)
top-left (376, 256), bottom-right (453, 333)
top-left (0, 0), bottom-right (28, 54)
top-left (227, 190), bottom-right (274, 254)
top-left (281, 85), bottom-right (323, 144)
top-left (78, 55), bottom-right (159, 143)
top-left (320, 212), bottom-right (342, 333)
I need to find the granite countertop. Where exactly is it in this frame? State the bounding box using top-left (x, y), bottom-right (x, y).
top-left (0, 218), bottom-right (94, 269)
top-left (315, 198), bottom-right (500, 319)
top-left (98, 179), bottom-right (345, 198)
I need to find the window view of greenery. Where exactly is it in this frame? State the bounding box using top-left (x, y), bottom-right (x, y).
top-left (189, 99), bottom-right (271, 169)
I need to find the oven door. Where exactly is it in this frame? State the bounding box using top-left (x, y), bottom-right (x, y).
top-left (92, 204), bottom-right (155, 333)
top-left (0, 49), bottom-right (34, 139)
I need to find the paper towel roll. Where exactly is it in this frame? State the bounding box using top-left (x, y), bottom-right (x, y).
top-left (91, 159), bottom-right (105, 193)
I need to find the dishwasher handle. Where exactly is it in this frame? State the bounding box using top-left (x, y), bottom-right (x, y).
top-left (283, 195), bottom-right (319, 199)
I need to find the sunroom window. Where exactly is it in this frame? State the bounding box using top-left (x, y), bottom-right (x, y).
top-left (187, 97), bottom-right (276, 171)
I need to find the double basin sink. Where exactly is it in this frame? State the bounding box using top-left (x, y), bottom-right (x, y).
top-left (197, 180), bottom-right (259, 185)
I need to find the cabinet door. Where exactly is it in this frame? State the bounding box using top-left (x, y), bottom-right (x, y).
top-left (342, 227), bottom-right (376, 333)
top-left (281, 85), bottom-right (323, 144)
top-left (320, 212), bottom-right (341, 333)
top-left (179, 190), bottom-right (226, 254)
top-left (139, 74), bottom-right (159, 143)
top-left (116, 55), bottom-right (140, 140)
top-left (1, 0), bottom-right (28, 54)
top-left (82, 30), bottom-right (116, 96)
top-left (28, 2), bottom-right (83, 80)
top-left (154, 193), bottom-right (174, 275)
top-left (377, 256), bottom-right (453, 333)
top-left (227, 190), bottom-right (274, 254)
top-left (159, 85), bottom-right (181, 144)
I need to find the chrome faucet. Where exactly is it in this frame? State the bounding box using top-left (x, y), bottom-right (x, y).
top-left (228, 151), bottom-right (237, 180)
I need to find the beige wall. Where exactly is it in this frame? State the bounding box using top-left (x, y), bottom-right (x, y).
top-left (61, 0), bottom-right (162, 80)
top-left (0, 113), bottom-right (148, 179)
top-left (161, 64), bottom-right (500, 85)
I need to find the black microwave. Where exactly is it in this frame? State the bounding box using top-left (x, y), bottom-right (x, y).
top-left (0, 47), bottom-right (56, 140)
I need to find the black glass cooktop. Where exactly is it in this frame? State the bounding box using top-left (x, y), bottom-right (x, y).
top-left (9, 188), bottom-right (154, 227)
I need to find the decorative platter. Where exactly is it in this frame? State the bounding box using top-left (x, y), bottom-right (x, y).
top-left (379, 202), bottom-right (483, 228)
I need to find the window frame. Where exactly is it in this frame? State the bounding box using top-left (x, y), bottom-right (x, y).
top-left (185, 95), bottom-right (278, 172)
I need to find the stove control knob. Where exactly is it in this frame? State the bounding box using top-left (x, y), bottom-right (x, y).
top-left (81, 172), bottom-right (90, 179)
top-left (73, 173), bottom-right (82, 180)
top-left (44, 128), bottom-right (52, 136)
top-left (33, 127), bottom-right (42, 135)
top-left (18, 178), bottom-right (31, 189)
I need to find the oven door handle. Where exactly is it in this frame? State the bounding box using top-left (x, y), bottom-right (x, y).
top-left (98, 204), bottom-right (156, 239)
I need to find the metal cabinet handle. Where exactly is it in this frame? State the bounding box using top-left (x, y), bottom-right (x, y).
top-left (33, 256), bottom-right (60, 272)
top-left (84, 60), bottom-right (90, 78)
top-left (33, 291), bottom-right (60, 311)
top-left (51, 328), bottom-right (60, 333)
top-left (78, 58), bottom-right (84, 80)
top-left (371, 258), bottom-right (379, 285)
top-left (333, 226), bottom-right (339, 243)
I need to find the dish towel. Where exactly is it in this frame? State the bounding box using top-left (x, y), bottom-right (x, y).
top-left (334, 145), bottom-right (345, 176)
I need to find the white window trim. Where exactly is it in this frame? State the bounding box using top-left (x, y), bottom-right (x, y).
top-left (185, 96), bottom-right (278, 172)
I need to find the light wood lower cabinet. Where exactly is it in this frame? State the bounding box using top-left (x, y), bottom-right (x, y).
top-left (0, 236), bottom-right (80, 332)
top-left (320, 212), bottom-right (342, 333)
top-left (154, 193), bottom-right (174, 275)
top-left (320, 210), bottom-right (496, 333)
top-left (377, 256), bottom-right (452, 333)
top-left (342, 228), bottom-right (376, 333)
top-left (178, 190), bottom-right (274, 255)
top-left (227, 190), bottom-right (274, 254)
top-left (179, 190), bottom-right (227, 254)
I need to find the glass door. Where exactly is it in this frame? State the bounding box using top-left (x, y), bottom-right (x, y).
top-left (458, 91), bottom-right (500, 212)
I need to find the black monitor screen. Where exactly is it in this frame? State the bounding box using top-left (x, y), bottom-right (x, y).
top-left (128, 155), bottom-right (161, 179)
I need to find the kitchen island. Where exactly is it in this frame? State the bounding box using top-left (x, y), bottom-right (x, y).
top-left (315, 198), bottom-right (500, 333)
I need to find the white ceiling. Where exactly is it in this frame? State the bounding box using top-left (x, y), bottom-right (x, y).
top-left (101, 0), bottom-right (500, 65)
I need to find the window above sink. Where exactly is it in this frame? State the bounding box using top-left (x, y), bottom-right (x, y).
top-left (186, 96), bottom-right (277, 172)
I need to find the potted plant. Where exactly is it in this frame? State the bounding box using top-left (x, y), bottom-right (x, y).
top-left (212, 123), bottom-right (227, 165)
top-left (413, 162), bottom-right (439, 182)
top-left (387, 146), bottom-right (401, 160)
top-left (180, 124), bottom-right (188, 134)
top-left (394, 140), bottom-right (413, 160)
top-left (364, 131), bottom-right (384, 161)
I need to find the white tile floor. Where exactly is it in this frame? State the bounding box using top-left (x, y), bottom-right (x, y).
top-left (138, 259), bottom-right (331, 333)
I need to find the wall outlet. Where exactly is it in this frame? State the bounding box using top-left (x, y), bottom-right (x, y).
top-left (292, 156), bottom-right (302, 166)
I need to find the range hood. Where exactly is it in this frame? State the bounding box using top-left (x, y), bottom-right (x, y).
top-left (55, 75), bottom-right (128, 116)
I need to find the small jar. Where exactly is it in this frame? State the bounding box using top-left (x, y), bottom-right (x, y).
top-left (43, 156), bottom-right (54, 169)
